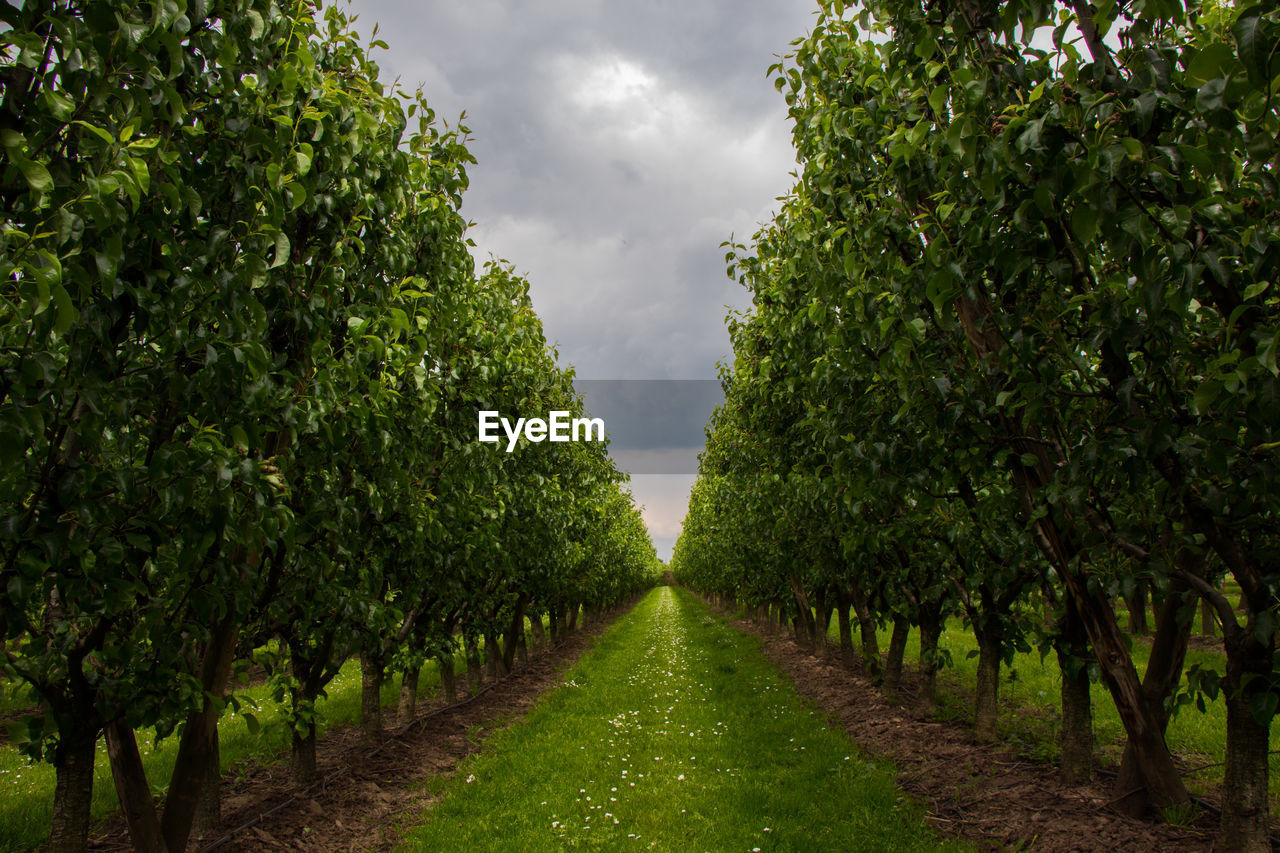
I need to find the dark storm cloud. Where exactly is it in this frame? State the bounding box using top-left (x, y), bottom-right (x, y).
top-left (344, 0), bottom-right (815, 555)
top-left (574, 380), bottom-right (722, 473)
top-left (348, 0), bottom-right (812, 377)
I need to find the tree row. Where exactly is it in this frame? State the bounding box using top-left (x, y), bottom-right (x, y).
top-left (0, 3), bottom-right (660, 851)
top-left (673, 1), bottom-right (1278, 850)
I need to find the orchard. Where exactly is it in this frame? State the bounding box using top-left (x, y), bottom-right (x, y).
top-left (3, 0), bottom-right (1279, 851)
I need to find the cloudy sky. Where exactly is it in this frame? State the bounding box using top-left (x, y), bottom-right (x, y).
top-left (345, 0), bottom-right (817, 559)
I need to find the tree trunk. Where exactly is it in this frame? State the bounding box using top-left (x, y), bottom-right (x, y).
top-left (438, 650), bottom-right (457, 704)
top-left (291, 722), bottom-right (317, 787)
top-left (503, 597), bottom-right (526, 673)
top-left (1113, 579), bottom-right (1193, 815)
top-left (192, 725), bottom-right (220, 838)
top-left (1037, 524), bottom-right (1191, 810)
top-left (918, 602), bottom-right (943, 712)
top-left (835, 591), bottom-right (856, 671)
top-left (360, 648), bottom-right (383, 745)
top-left (1201, 598), bottom-right (1217, 637)
top-left (464, 634), bottom-right (483, 692)
top-left (399, 665), bottom-right (421, 723)
top-left (530, 610), bottom-right (547, 651)
top-left (105, 720), bottom-right (166, 853)
top-left (884, 617), bottom-right (910, 695)
top-left (161, 615), bottom-right (238, 853)
top-left (485, 630), bottom-right (502, 679)
top-left (1126, 581), bottom-right (1148, 636)
top-left (1056, 598), bottom-right (1093, 785)
top-left (1219, 632), bottom-right (1272, 852)
top-left (48, 713), bottom-right (99, 853)
top-left (548, 605), bottom-right (562, 644)
top-left (814, 592), bottom-right (833, 659)
top-left (566, 602), bottom-right (580, 633)
top-left (788, 575), bottom-right (816, 654)
top-left (973, 625), bottom-right (1001, 742)
top-left (849, 583), bottom-right (881, 680)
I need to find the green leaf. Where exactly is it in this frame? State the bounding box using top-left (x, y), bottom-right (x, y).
top-left (72, 120), bottom-right (116, 144)
top-left (1193, 379), bottom-right (1223, 413)
top-left (1243, 281), bottom-right (1269, 300)
top-left (18, 159), bottom-right (52, 192)
top-left (295, 142), bottom-right (313, 176)
top-left (1118, 137), bottom-right (1144, 160)
top-left (52, 285), bottom-right (78, 336)
top-left (1259, 330), bottom-right (1279, 377)
top-left (129, 155), bottom-right (150, 194)
top-left (1233, 7), bottom-right (1273, 88)
top-left (42, 89), bottom-right (76, 121)
top-left (1187, 42), bottom-right (1236, 84)
top-left (1070, 205), bottom-right (1100, 245)
top-left (928, 85), bottom-right (948, 116)
top-left (1177, 144), bottom-right (1214, 174)
top-left (269, 231), bottom-right (290, 269)
top-left (1196, 77), bottom-right (1228, 112)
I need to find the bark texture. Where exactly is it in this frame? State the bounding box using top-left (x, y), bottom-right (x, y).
top-left (105, 720), bottom-right (166, 853)
top-left (1056, 599), bottom-right (1093, 785)
top-left (360, 648), bottom-right (383, 745)
top-left (48, 721), bottom-right (97, 853)
top-left (884, 617), bottom-right (910, 694)
top-left (973, 625), bottom-right (1001, 743)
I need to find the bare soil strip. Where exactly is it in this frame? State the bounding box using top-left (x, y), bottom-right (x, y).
top-left (86, 613), bottom-right (623, 853)
top-left (731, 615), bottom-right (1223, 852)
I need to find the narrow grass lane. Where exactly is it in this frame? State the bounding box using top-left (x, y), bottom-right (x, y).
top-left (401, 587), bottom-right (962, 852)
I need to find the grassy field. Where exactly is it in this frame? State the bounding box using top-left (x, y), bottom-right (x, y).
top-left (400, 586), bottom-right (965, 852)
top-left (822, 612), bottom-right (1280, 806)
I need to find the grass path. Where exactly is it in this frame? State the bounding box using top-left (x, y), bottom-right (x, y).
top-left (401, 587), bottom-right (963, 852)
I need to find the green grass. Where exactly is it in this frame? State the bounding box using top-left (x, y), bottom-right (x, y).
top-left (822, 613), bottom-right (1280, 809)
top-left (400, 587), bottom-right (965, 853)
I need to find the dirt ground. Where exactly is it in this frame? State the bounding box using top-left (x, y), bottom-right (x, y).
top-left (86, 618), bottom-right (615, 853)
top-left (730, 614), bottom-right (1231, 852)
